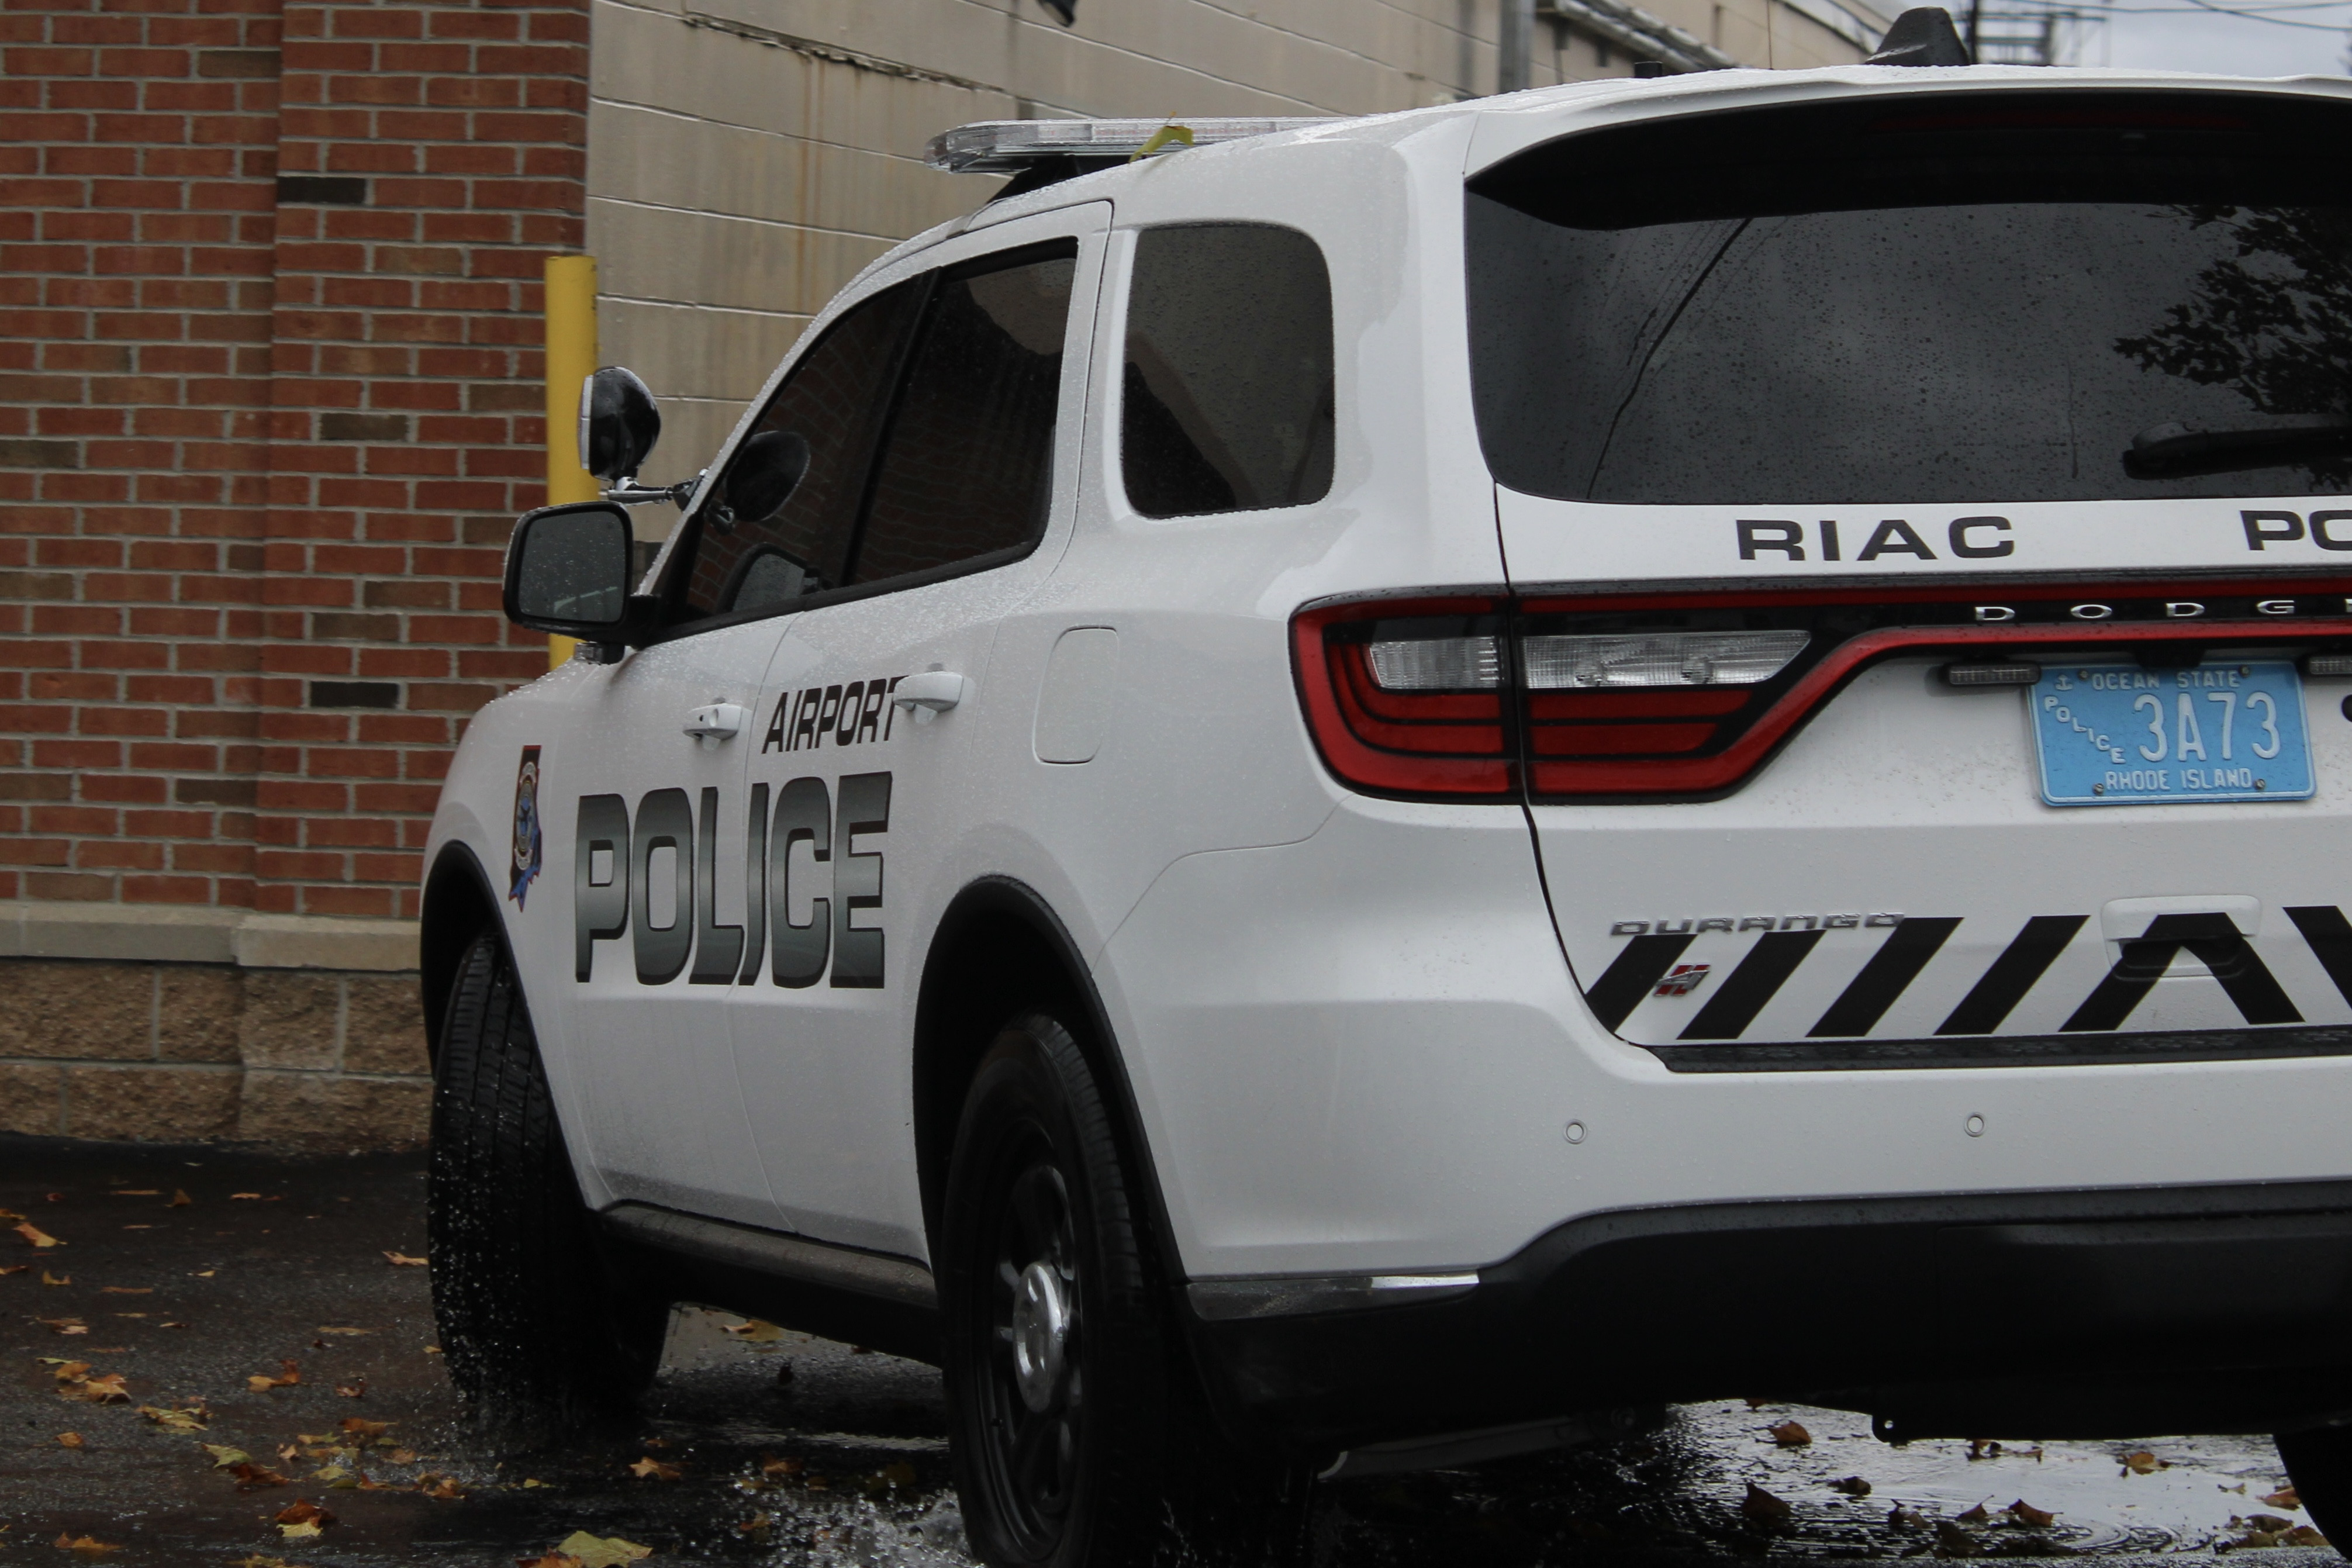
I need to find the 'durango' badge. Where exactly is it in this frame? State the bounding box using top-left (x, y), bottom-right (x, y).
top-left (509, 745), bottom-right (543, 907)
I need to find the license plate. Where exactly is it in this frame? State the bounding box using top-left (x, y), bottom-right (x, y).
top-left (2030, 661), bottom-right (2315, 806)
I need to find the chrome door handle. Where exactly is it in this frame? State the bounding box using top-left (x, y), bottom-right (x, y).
top-left (683, 702), bottom-right (748, 749)
top-left (893, 671), bottom-right (968, 723)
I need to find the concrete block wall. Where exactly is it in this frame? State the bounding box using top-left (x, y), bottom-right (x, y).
top-left (0, 954), bottom-right (429, 1148)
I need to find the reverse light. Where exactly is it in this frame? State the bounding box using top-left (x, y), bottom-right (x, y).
top-left (1366, 635), bottom-right (1502, 690)
top-left (1521, 631), bottom-right (1807, 689)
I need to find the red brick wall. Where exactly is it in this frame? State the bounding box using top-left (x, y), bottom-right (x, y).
top-left (1, 0), bottom-right (583, 921)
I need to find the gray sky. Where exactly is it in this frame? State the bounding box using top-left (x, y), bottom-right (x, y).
top-left (2066, 3), bottom-right (2347, 74)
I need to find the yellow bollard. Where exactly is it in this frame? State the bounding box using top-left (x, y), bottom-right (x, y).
top-left (544, 254), bottom-right (601, 668)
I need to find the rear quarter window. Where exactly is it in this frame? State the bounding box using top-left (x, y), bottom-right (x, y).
top-left (1120, 223), bottom-right (1335, 518)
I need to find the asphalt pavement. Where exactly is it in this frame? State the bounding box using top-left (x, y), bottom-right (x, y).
top-left (3, 1133), bottom-right (2340, 1568)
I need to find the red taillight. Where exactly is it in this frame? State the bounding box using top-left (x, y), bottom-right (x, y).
top-left (1296, 579), bottom-right (2352, 804)
top-left (1291, 598), bottom-right (1515, 799)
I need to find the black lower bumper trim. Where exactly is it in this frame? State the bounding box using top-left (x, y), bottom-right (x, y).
top-left (1649, 1024), bottom-right (2352, 1071)
top-left (1184, 1179), bottom-right (2352, 1456)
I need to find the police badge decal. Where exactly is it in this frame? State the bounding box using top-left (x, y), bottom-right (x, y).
top-left (509, 745), bottom-right (543, 907)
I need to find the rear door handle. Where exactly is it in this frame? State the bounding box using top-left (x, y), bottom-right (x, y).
top-left (683, 702), bottom-right (748, 749)
top-left (893, 671), bottom-right (968, 721)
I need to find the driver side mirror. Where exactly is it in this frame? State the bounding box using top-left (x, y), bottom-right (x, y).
top-left (579, 366), bottom-right (662, 483)
top-left (502, 500), bottom-right (654, 652)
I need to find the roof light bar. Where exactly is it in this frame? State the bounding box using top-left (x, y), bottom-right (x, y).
top-left (923, 118), bottom-right (1334, 174)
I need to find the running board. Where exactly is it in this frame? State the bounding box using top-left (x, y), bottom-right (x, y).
top-left (598, 1203), bottom-right (939, 1362)
top-left (600, 1203), bottom-right (936, 1310)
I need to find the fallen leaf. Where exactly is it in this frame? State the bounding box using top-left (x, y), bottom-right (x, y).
top-left (57, 1432), bottom-right (84, 1449)
top-left (338, 1417), bottom-right (389, 1438)
top-left (315, 1326), bottom-right (369, 1336)
top-left (248, 1359), bottom-right (302, 1392)
top-left (1968, 1438), bottom-right (2005, 1461)
top-left (1890, 1507), bottom-right (1929, 1532)
top-left (274, 1500), bottom-right (333, 1538)
top-left (67, 1373), bottom-right (128, 1403)
top-left (202, 1444), bottom-right (251, 1468)
top-left (38, 1317), bottom-right (87, 1335)
top-left (161, 1321), bottom-right (186, 1328)
top-left (109, 1190), bottom-right (158, 1197)
top-left (761, 1453), bottom-right (802, 1477)
top-left (232, 1462), bottom-right (291, 1490)
top-left (1769, 1419), bottom-right (1812, 1447)
top-left (335, 1377), bottom-right (365, 1398)
top-left (517, 1557), bottom-right (585, 1568)
top-left (422, 1476), bottom-right (465, 1500)
top-left (1742, 1481), bottom-right (1794, 1525)
top-left (194, 1269), bottom-right (215, 1277)
top-left (2286, 1526), bottom-right (2330, 1547)
top-left (168, 1190), bottom-right (191, 1207)
top-left (737, 1511), bottom-right (771, 1535)
top-left (389, 1448), bottom-right (417, 1463)
top-left (42, 1270), bottom-right (70, 1286)
top-left (0, 1263), bottom-right (25, 1274)
top-left (382, 1252), bottom-right (426, 1267)
top-left (2121, 1450), bottom-right (2167, 1475)
top-left (552, 1534), bottom-right (652, 1567)
top-left (2248, 1514), bottom-right (2296, 1533)
top-left (628, 1456), bottom-right (682, 1481)
top-left (51, 1535), bottom-right (118, 1556)
top-left (1937, 1519), bottom-right (1986, 1556)
top-left (1833, 1476), bottom-right (1873, 1497)
top-left (1958, 1503), bottom-right (1992, 1525)
top-left (2264, 1488), bottom-right (2301, 1510)
top-left (51, 1360), bottom-right (90, 1382)
top-left (2008, 1500), bottom-right (2056, 1529)
top-left (137, 1404), bottom-right (205, 1431)
top-left (720, 1317), bottom-right (783, 1342)
top-left (231, 1193), bottom-right (263, 1201)
top-left (16, 1220), bottom-right (63, 1248)
top-left (97, 1286), bottom-right (150, 1295)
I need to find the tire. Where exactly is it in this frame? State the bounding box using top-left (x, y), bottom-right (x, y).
top-left (940, 1010), bottom-right (1304, 1568)
top-left (2277, 1427), bottom-right (2352, 1555)
top-left (427, 928), bottom-right (667, 1428)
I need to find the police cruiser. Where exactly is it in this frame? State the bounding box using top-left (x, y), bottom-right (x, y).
top-left (422, 17), bottom-right (2352, 1562)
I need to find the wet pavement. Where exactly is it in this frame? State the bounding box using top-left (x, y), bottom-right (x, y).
top-left (2, 1132), bottom-right (2340, 1567)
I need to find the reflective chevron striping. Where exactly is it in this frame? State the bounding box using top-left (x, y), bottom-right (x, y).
top-left (1583, 932), bottom-right (1695, 1031)
top-left (2063, 912), bottom-right (2301, 1031)
top-left (1586, 905), bottom-right (2352, 1045)
top-left (1680, 930), bottom-right (1825, 1040)
top-left (1809, 917), bottom-right (1960, 1038)
top-left (1937, 915), bottom-right (2086, 1036)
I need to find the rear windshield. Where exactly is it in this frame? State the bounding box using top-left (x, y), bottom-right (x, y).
top-left (1467, 94), bottom-right (2352, 505)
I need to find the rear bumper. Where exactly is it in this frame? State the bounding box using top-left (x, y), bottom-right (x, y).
top-left (1185, 1178), bottom-right (2352, 1458)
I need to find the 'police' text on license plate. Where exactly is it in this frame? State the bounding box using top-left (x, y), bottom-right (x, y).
top-left (2030, 662), bottom-right (2315, 806)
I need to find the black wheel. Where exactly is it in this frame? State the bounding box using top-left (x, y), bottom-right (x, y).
top-left (427, 928), bottom-right (667, 1427)
top-left (2277, 1427), bottom-right (2352, 1554)
top-left (940, 1011), bottom-right (1304, 1568)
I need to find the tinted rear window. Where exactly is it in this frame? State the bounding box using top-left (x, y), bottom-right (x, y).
top-left (1467, 94), bottom-right (2352, 505)
top-left (1121, 224), bottom-right (1335, 517)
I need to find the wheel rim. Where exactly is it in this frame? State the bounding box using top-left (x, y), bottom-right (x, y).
top-left (976, 1138), bottom-right (1085, 1554)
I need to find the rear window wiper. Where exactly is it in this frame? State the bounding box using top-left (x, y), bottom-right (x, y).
top-left (2125, 417), bottom-right (2352, 479)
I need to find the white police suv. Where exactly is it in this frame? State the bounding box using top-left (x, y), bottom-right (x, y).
top-left (422, 16), bottom-right (2352, 1562)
